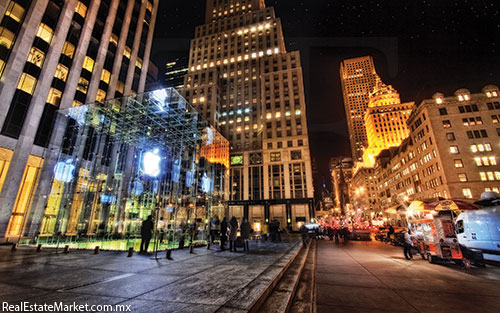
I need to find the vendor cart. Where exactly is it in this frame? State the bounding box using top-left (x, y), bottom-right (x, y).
top-left (410, 210), bottom-right (470, 268)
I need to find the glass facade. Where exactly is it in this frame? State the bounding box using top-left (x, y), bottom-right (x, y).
top-left (36, 88), bottom-right (229, 251)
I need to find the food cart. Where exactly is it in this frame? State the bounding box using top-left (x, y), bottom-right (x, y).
top-left (407, 200), bottom-right (479, 268)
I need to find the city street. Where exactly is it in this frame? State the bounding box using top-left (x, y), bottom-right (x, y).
top-left (315, 239), bottom-right (500, 313)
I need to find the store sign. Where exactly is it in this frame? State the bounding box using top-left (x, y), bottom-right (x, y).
top-left (143, 149), bottom-right (161, 177)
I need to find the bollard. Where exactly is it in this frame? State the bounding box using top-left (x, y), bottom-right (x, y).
top-left (11, 243), bottom-right (17, 252)
top-left (36, 244), bottom-right (42, 252)
top-left (94, 246), bottom-right (100, 254)
top-left (189, 245), bottom-right (194, 254)
top-left (63, 245), bottom-right (70, 254)
top-left (127, 247), bottom-right (134, 257)
top-left (166, 249), bottom-right (172, 260)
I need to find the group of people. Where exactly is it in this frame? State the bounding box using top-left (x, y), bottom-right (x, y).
top-left (208, 216), bottom-right (252, 252)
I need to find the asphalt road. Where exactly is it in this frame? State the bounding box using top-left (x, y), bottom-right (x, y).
top-left (315, 239), bottom-right (500, 313)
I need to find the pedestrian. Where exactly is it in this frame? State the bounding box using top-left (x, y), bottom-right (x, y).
top-left (387, 224), bottom-right (395, 243)
top-left (342, 227), bottom-right (349, 243)
top-left (334, 227), bottom-right (340, 244)
top-left (327, 227), bottom-right (334, 241)
top-left (403, 229), bottom-right (414, 260)
top-left (219, 217), bottom-right (228, 251)
top-left (209, 215), bottom-right (220, 245)
top-left (157, 217), bottom-right (166, 246)
top-left (240, 218), bottom-right (252, 251)
top-left (140, 215), bottom-right (154, 254)
top-left (276, 219), bottom-right (282, 242)
top-left (228, 216), bottom-right (239, 252)
top-left (261, 221), bottom-right (269, 241)
top-left (300, 223), bottom-right (308, 243)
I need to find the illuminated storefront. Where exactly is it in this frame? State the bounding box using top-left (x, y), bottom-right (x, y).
top-left (34, 88), bottom-right (229, 250)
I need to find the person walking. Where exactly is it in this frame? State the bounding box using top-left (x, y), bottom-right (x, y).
top-left (228, 216), bottom-right (239, 252)
top-left (299, 223), bottom-right (308, 243)
top-left (219, 217), bottom-right (228, 251)
top-left (240, 218), bottom-right (252, 251)
top-left (140, 215), bottom-right (154, 254)
top-left (403, 229), bottom-right (414, 260)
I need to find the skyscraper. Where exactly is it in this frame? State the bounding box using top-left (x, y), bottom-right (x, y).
top-left (340, 56), bottom-right (379, 161)
top-left (362, 77), bottom-right (414, 166)
top-left (182, 0), bottom-right (314, 230)
top-left (0, 0), bottom-right (158, 240)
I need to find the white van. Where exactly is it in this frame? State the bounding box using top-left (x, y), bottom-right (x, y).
top-left (456, 205), bottom-right (500, 262)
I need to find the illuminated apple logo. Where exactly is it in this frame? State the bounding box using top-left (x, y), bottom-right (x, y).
top-left (143, 149), bottom-right (161, 177)
top-left (54, 159), bottom-right (75, 183)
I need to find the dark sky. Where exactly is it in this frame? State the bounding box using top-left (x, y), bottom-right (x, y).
top-left (152, 0), bottom-right (500, 194)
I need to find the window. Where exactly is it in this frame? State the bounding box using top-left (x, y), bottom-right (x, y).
top-left (291, 150), bottom-right (302, 160)
top-left (439, 108), bottom-right (448, 115)
top-left (458, 174), bottom-right (468, 182)
top-left (5, 2), bottom-right (25, 23)
top-left (100, 69), bottom-right (111, 84)
top-left (136, 58), bottom-right (143, 69)
top-left (116, 81), bottom-right (124, 94)
top-left (490, 157), bottom-right (498, 166)
top-left (462, 188), bottom-right (473, 199)
top-left (471, 144), bottom-right (492, 153)
top-left (450, 146), bottom-right (459, 154)
top-left (146, 1), bottom-right (153, 12)
top-left (231, 155), bottom-right (243, 166)
top-left (442, 120), bottom-right (451, 128)
top-left (480, 172), bottom-right (488, 181)
top-left (61, 42), bottom-right (75, 59)
top-left (77, 77), bottom-right (89, 93)
top-left (82, 56), bottom-right (94, 72)
top-left (267, 143), bottom-right (272, 149)
top-left (123, 46), bottom-right (131, 59)
top-left (27, 47), bottom-right (44, 67)
top-left (46, 88), bottom-right (62, 106)
top-left (0, 27), bottom-right (15, 49)
top-left (298, 139), bottom-right (303, 146)
top-left (270, 152), bottom-right (281, 162)
top-left (54, 64), bottom-right (68, 82)
top-left (446, 132), bottom-right (455, 141)
top-left (492, 115), bottom-right (499, 123)
top-left (96, 89), bottom-right (106, 103)
top-left (17, 73), bottom-right (37, 94)
top-left (75, 1), bottom-right (87, 18)
top-left (36, 23), bottom-right (53, 44)
top-left (454, 159), bottom-right (464, 168)
top-left (109, 33), bottom-right (118, 46)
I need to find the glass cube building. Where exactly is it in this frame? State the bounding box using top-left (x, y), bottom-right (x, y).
top-left (32, 88), bottom-right (229, 250)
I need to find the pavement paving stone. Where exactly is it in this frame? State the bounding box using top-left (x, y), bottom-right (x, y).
top-left (117, 299), bottom-right (220, 313)
top-left (316, 272), bottom-right (385, 288)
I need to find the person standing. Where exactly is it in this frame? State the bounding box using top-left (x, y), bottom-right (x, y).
top-left (300, 223), bottom-right (308, 243)
top-left (228, 217), bottom-right (239, 252)
top-left (240, 218), bottom-right (252, 251)
top-left (140, 215), bottom-right (154, 254)
top-left (219, 217), bottom-right (228, 251)
top-left (403, 229), bottom-right (414, 260)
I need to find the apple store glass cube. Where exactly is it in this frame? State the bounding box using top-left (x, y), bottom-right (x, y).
top-left (37, 88), bottom-right (229, 251)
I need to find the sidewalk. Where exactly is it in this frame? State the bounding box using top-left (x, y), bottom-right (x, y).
top-left (0, 238), bottom-right (301, 313)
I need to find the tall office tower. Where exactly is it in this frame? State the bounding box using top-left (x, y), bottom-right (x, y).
top-left (183, 0), bottom-right (314, 230)
top-left (340, 56), bottom-right (379, 162)
top-left (0, 0), bottom-right (159, 240)
top-left (362, 77), bottom-right (414, 166)
top-left (164, 56), bottom-right (189, 90)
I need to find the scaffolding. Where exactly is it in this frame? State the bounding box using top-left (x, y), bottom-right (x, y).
top-left (36, 88), bottom-right (229, 251)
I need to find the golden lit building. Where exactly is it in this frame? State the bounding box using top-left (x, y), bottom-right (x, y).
top-left (182, 0), bottom-right (314, 230)
top-left (362, 77), bottom-right (414, 166)
top-left (0, 0), bottom-right (159, 240)
top-left (340, 56), bottom-right (379, 161)
top-left (375, 85), bottom-right (500, 209)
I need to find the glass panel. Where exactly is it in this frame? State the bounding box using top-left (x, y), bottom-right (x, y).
top-left (0, 27), bottom-right (15, 49)
top-left (36, 23), bottom-right (53, 44)
top-left (100, 69), bottom-right (111, 84)
top-left (27, 47), bottom-right (45, 67)
top-left (17, 73), bottom-right (37, 94)
top-left (0, 148), bottom-right (14, 193)
top-left (54, 64), bottom-right (68, 82)
top-left (82, 56), bottom-right (94, 72)
top-left (46, 88), bottom-right (62, 106)
top-left (5, 2), bottom-right (26, 22)
top-left (61, 42), bottom-right (75, 58)
top-left (77, 77), bottom-right (89, 93)
top-left (75, 1), bottom-right (87, 17)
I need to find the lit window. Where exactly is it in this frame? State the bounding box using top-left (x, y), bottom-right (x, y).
top-left (61, 42), bottom-right (75, 59)
top-left (474, 157), bottom-right (482, 166)
top-left (54, 64), bottom-right (68, 82)
top-left (275, 112), bottom-right (281, 118)
top-left (449, 146), bottom-right (459, 154)
top-left (116, 81), bottom-right (124, 94)
top-left (46, 88), bottom-right (62, 107)
top-left (270, 152), bottom-right (281, 162)
top-left (77, 77), bottom-right (89, 94)
top-left (75, 1), bottom-right (87, 18)
top-left (123, 46), bottom-right (131, 59)
top-left (458, 174), bottom-right (468, 182)
top-left (136, 58), bottom-right (143, 69)
top-left (109, 33), bottom-right (118, 46)
top-left (495, 172), bottom-right (500, 180)
top-left (82, 56), bottom-right (94, 72)
top-left (27, 47), bottom-right (44, 67)
top-left (36, 23), bottom-right (53, 44)
top-left (487, 172), bottom-right (495, 181)
top-left (96, 89), bottom-right (106, 103)
top-left (435, 98), bottom-right (443, 104)
top-left (146, 1), bottom-right (153, 12)
top-left (454, 160), bottom-right (464, 168)
top-left (266, 113), bottom-right (272, 119)
top-left (0, 59), bottom-right (5, 78)
top-left (480, 172), bottom-right (488, 181)
top-left (295, 109), bottom-right (302, 115)
top-left (462, 188), bottom-right (473, 199)
top-left (490, 157), bottom-right (497, 166)
top-left (100, 69), bottom-right (111, 84)
top-left (485, 143), bottom-right (493, 151)
top-left (5, 2), bottom-right (25, 23)
top-left (17, 73), bottom-right (37, 94)
top-left (482, 157), bottom-right (490, 166)
top-left (0, 27), bottom-right (15, 49)
top-left (72, 100), bottom-right (82, 107)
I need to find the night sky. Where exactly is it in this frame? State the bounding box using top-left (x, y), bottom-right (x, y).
top-left (152, 0), bottom-right (500, 195)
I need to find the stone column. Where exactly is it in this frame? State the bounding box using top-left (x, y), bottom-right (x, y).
top-left (0, 1), bottom-right (10, 21)
top-left (123, 0), bottom-right (146, 95)
top-left (137, 0), bottom-right (159, 94)
top-left (107, 0), bottom-right (134, 98)
top-left (59, 0), bottom-right (101, 109)
top-left (0, 0), bottom-right (49, 125)
top-left (85, 0), bottom-right (120, 102)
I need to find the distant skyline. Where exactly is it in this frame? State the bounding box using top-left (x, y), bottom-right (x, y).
top-left (152, 0), bottom-right (500, 193)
